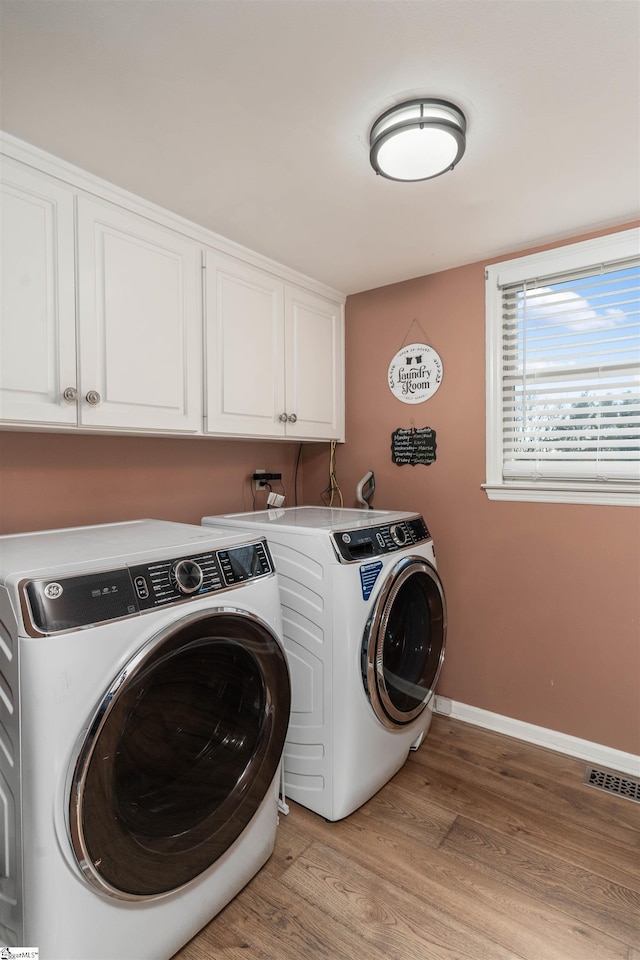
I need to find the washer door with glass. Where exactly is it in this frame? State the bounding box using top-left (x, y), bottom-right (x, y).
top-left (69, 608), bottom-right (291, 901)
top-left (362, 556), bottom-right (446, 728)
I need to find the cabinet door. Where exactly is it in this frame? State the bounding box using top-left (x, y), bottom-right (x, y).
top-left (204, 250), bottom-right (285, 437)
top-left (284, 286), bottom-right (345, 441)
top-left (76, 197), bottom-right (202, 433)
top-left (0, 159), bottom-right (77, 424)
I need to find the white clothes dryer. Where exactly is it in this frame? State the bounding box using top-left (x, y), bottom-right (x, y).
top-left (201, 507), bottom-right (446, 821)
top-left (0, 520), bottom-right (290, 960)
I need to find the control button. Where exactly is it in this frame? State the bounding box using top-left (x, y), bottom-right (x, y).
top-left (342, 533), bottom-right (352, 544)
top-left (376, 532), bottom-right (385, 547)
top-left (170, 559), bottom-right (204, 595)
top-left (134, 576), bottom-right (149, 600)
top-left (219, 558), bottom-right (234, 584)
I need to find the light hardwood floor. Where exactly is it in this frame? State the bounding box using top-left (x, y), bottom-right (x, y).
top-left (174, 716), bottom-right (640, 960)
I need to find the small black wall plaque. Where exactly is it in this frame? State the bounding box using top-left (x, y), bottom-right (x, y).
top-left (391, 427), bottom-right (437, 466)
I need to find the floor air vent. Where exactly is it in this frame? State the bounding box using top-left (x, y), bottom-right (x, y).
top-left (583, 766), bottom-right (640, 803)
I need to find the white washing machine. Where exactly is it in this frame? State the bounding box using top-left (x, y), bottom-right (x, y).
top-left (201, 507), bottom-right (446, 821)
top-left (0, 520), bottom-right (290, 960)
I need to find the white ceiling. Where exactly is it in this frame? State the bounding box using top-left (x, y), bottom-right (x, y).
top-left (1, 0), bottom-right (639, 295)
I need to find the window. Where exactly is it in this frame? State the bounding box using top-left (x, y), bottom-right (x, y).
top-left (485, 228), bottom-right (640, 505)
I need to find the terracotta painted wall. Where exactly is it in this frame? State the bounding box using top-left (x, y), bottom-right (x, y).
top-left (303, 225), bottom-right (640, 757)
top-left (0, 431), bottom-right (304, 535)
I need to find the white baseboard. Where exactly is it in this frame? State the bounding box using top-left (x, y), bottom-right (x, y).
top-left (434, 697), bottom-right (640, 778)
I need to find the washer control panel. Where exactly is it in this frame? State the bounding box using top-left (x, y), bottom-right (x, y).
top-left (22, 539), bottom-right (274, 634)
top-left (331, 515), bottom-right (430, 563)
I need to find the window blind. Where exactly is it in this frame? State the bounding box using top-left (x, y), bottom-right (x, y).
top-left (500, 256), bottom-right (640, 482)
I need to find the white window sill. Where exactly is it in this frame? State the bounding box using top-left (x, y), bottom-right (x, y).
top-left (482, 482), bottom-right (640, 507)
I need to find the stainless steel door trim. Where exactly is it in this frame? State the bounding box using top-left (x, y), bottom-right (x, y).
top-left (362, 556), bottom-right (446, 728)
top-left (68, 606), bottom-right (290, 901)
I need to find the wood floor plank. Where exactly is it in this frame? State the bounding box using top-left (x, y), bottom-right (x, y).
top-left (426, 717), bottom-right (639, 817)
top-left (399, 757), bottom-right (640, 892)
top-left (199, 864), bottom-right (406, 960)
top-left (440, 815), bottom-right (640, 946)
top-left (180, 882), bottom-right (339, 960)
top-left (288, 799), bottom-right (631, 960)
top-left (354, 772), bottom-right (457, 846)
top-left (174, 898), bottom-right (273, 960)
top-left (418, 730), bottom-right (640, 849)
top-left (171, 717), bottom-right (640, 960)
top-left (258, 809), bottom-right (314, 882)
top-left (177, 941), bottom-right (271, 960)
top-left (279, 837), bottom-right (500, 960)
top-left (222, 880), bottom-right (376, 960)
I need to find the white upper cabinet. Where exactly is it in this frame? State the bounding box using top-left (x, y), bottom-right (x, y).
top-left (205, 250), bottom-right (344, 441)
top-left (284, 285), bottom-right (344, 441)
top-left (76, 197), bottom-right (202, 433)
top-left (204, 251), bottom-right (286, 438)
top-left (0, 159), bottom-right (77, 424)
top-left (0, 167), bottom-right (202, 435)
top-left (1, 135), bottom-right (345, 441)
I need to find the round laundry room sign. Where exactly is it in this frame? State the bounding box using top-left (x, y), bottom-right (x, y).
top-left (388, 342), bottom-right (443, 404)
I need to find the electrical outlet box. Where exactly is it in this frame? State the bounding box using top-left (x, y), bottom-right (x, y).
top-left (253, 469), bottom-right (268, 491)
top-left (434, 696), bottom-right (452, 716)
top-left (252, 469), bottom-right (282, 491)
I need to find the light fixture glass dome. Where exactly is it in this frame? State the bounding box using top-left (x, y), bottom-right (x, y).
top-left (370, 98), bottom-right (466, 182)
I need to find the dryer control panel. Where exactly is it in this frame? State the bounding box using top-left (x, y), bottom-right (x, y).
top-left (22, 539), bottom-right (274, 635)
top-left (331, 515), bottom-right (431, 563)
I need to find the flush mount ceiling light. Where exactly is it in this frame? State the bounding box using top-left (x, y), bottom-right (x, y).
top-left (369, 98), bottom-right (466, 182)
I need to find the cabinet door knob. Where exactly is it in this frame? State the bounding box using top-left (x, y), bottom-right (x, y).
top-left (288, 413), bottom-right (298, 424)
top-left (85, 390), bottom-right (101, 406)
top-left (278, 412), bottom-right (288, 423)
top-left (63, 387), bottom-right (78, 403)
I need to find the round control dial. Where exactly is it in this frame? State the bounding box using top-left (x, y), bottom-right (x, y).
top-left (389, 524), bottom-right (408, 547)
top-left (171, 559), bottom-right (204, 595)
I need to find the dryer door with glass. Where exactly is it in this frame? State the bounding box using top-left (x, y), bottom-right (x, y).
top-left (362, 556), bottom-right (446, 728)
top-left (68, 608), bottom-right (290, 900)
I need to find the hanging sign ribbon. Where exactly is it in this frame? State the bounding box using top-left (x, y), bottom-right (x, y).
top-left (388, 342), bottom-right (443, 404)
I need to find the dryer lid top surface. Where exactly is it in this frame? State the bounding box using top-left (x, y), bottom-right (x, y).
top-left (207, 506), bottom-right (420, 533)
top-left (0, 520), bottom-right (258, 582)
